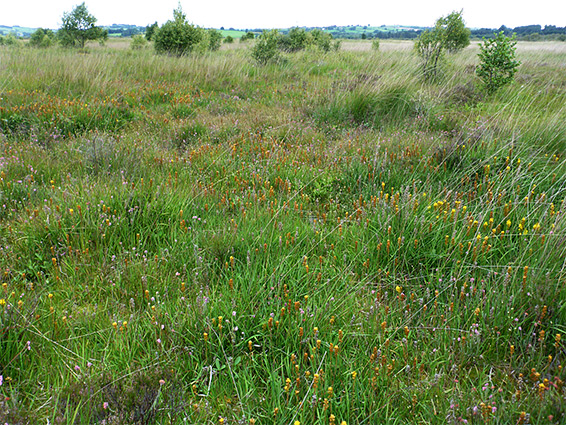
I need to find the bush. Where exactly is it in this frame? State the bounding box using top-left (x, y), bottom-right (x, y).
top-left (415, 28), bottom-right (445, 80)
top-left (29, 28), bottom-right (55, 48)
top-left (240, 32), bottom-right (255, 42)
top-left (251, 30), bottom-right (280, 65)
top-left (130, 34), bottom-right (148, 50)
top-left (441, 10), bottom-right (471, 53)
top-left (1, 33), bottom-right (18, 46)
top-left (153, 6), bottom-right (205, 55)
top-left (372, 39), bottom-right (380, 51)
top-left (145, 22), bottom-right (158, 41)
top-left (278, 27), bottom-right (308, 52)
top-left (308, 29), bottom-right (332, 52)
top-left (415, 10), bottom-right (471, 80)
top-left (224, 35), bottom-right (234, 44)
top-left (476, 32), bottom-right (521, 94)
top-left (207, 29), bottom-right (222, 51)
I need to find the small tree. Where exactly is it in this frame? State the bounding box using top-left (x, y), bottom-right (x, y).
top-left (476, 32), bottom-right (520, 94)
top-left (130, 34), bottom-right (148, 50)
top-left (58, 3), bottom-right (107, 48)
top-left (30, 28), bottom-right (55, 48)
top-left (414, 24), bottom-right (445, 80)
top-left (2, 33), bottom-right (19, 46)
top-left (440, 10), bottom-right (471, 53)
top-left (415, 10), bottom-right (470, 80)
top-left (251, 30), bottom-right (280, 65)
top-left (371, 39), bottom-right (380, 51)
top-left (145, 22), bottom-right (158, 41)
top-left (153, 6), bottom-right (205, 55)
top-left (308, 29), bottom-right (332, 52)
top-left (207, 29), bottom-right (223, 51)
top-left (224, 35), bottom-right (234, 44)
top-left (279, 27), bottom-right (308, 52)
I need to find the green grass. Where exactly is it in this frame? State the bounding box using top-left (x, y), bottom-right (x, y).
top-left (0, 40), bottom-right (565, 424)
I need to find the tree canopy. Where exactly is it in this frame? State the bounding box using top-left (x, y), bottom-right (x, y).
top-left (415, 10), bottom-right (471, 79)
top-left (153, 6), bottom-right (206, 55)
top-left (439, 10), bottom-right (471, 53)
top-left (58, 3), bottom-right (107, 48)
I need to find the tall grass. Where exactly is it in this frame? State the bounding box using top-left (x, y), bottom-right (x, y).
top-left (0, 40), bottom-right (565, 424)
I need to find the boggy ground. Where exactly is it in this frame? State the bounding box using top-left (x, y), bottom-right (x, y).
top-left (0, 39), bottom-right (565, 424)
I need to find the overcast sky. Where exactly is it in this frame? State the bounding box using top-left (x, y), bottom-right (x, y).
top-left (2, 0), bottom-right (565, 30)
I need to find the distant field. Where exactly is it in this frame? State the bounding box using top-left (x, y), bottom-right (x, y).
top-left (220, 29), bottom-right (250, 38)
top-left (0, 40), bottom-right (565, 424)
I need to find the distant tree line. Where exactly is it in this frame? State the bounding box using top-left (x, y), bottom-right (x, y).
top-left (472, 25), bottom-right (566, 41)
top-left (325, 25), bottom-right (566, 41)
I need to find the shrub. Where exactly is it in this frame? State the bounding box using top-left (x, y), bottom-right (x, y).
top-left (130, 34), bottom-right (148, 50)
top-left (278, 27), bottom-right (308, 52)
top-left (224, 35), bottom-right (234, 44)
top-left (476, 32), bottom-right (521, 94)
top-left (415, 27), bottom-right (445, 80)
top-left (2, 33), bottom-right (18, 46)
top-left (153, 6), bottom-right (205, 55)
top-left (276, 28), bottom-right (334, 53)
top-left (251, 30), bottom-right (280, 65)
top-left (240, 31), bottom-right (255, 42)
top-left (309, 29), bottom-right (332, 52)
top-left (29, 28), bottom-right (55, 48)
top-left (145, 22), bottom-right (158, 41)
top-left (207, 29), bottom-right (223, 51)
top-left (415, 10), bottom-right (470, 80)
top-left (441, 10), bottom-right (471, 53)
top-left (372, 39), bottom-right (380, 51)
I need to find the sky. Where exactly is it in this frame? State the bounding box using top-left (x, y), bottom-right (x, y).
top-left (2, 0), bottom-right (565, 30)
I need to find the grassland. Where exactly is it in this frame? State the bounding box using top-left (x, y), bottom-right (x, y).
top-left (0, 39), bottom-right (565, 424)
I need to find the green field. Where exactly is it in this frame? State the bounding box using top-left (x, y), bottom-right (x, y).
top-left (0, 40), bottom-right (565, 424)
top-left (220, 29), bottom-right (251, 39)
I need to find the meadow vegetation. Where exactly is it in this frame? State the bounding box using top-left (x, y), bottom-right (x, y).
top-left (0, 38), bottom-right (565, 424)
